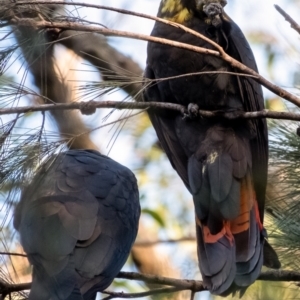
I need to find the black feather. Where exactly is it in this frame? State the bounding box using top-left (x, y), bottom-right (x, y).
top-left (144, 0), bottom-right (278, 295)
top-left (14, 150), bottom-right (140, 300)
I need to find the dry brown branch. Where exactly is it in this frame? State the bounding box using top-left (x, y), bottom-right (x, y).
top-left (11, 18), bottom-right (220, 56)
top-left (13, 1), bottom-right (226, 51)
top-left (258, 270), bottom-right (300, 282)
top-left (120, 270), bottom-right (300, 286)
top-left (7, 16), bottom-right (300, 108)
top-left (2, 100), bottom-right (300, 123)
top-left (275, 5), bottom-right (300, 36)
top-left (13, 19), bottom-right (98, 150)
top-left (102, 287), bottom-right (183, 299)
top-left (0, 100), bottom-right (183, 115)
top-left (117, 272), bottom-right (203, 290)
top-left (2, 270), bottom-right (300, 298)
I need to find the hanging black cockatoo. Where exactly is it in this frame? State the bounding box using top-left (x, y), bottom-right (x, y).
top-left (14, 150), bottom-right (140, 300)
top-left (144, 0), bottom-right (280, 295)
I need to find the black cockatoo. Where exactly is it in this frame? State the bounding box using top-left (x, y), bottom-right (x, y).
top-left (143, 0), bottom-right (279, 295)
top-left (14, 149), bottom-right (140, 300)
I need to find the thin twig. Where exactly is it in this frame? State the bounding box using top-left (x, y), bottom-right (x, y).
top-left (155, 70), bottom-right (259, 81)
top-left (1, 100), bottom-right (300, 123)
top-left (0, 252), bottom-right (27, 257)
top-left (275, 5), bottom-right (300, 35)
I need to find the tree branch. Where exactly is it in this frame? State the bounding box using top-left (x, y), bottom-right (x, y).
top-left (117, 272), bottom-right (204, 291)
top-left (275, 5), bottom-right (300, 36)
top-left (2, 270), bottom-right (300, 298)
top-left (1, 100), bottom-right (300, 123)
top-left (0, 280), bottom-right (31, 298)
top-left (10, 17), bottom-right (220, 56)
top-left (102, 287), bottom-right (183, 299)
top-left (58, 30), bottom-right (143, 101)
top-left (7, 15), bottom-right (300, 109)
top-left (12, 1), bottom-right (228, 52)
top-left (258, 270), bottom-right (300, 282)
top-left (12, 14), bottom-right (98, 150)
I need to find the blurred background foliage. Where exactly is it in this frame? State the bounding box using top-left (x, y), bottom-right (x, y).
top-left (0, 0), bottom-right (300, 299)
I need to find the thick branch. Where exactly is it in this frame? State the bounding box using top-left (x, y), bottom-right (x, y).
top-left (8, 17), bottom-right (300, 108)
top-left (58, 30), bottom-right (143, 101)
top-left (1, 100), bottom-right (300, 122)
top-left (13, 17), bottom-right (98, 150)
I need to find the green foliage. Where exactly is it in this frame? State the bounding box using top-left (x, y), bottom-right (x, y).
top-left (267, 121), bottom-right (300, 270)
top-left (142, 208), bottom-right (166, 228)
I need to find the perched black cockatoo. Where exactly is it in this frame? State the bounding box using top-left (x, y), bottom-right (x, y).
top-left (144, 0), bottom-right (279, 295)
top-left (14, 150), bottom-right (140, 300)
